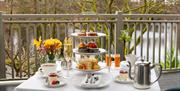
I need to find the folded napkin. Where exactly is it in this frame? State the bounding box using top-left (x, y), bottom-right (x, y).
top-left (81, 74), bottom-right (101, 88)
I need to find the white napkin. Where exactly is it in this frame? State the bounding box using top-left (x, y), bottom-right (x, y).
top-left (81, 74), bottom-right (101, 88)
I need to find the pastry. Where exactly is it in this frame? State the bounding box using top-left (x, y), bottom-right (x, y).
top-left (87, 32), bottom-right (97, 36)
top-left (87, 41), bottom-right (98, 53)
top-left (47, 73), bottom-right (60, 86)
top-left (87, 41), bottom-right (97, 48)
top-left (78, 42), bottom-right (88, 52)
top-left (119, 69), bottom-right (128, 79)
top-left (78, 41), bottom-right (99, 53)
top-left (78, 32), bottom-right (86, 36)
top-left (78, 42), bottom-right (86, 48)
top-left (77, 57), bottom-right (100, 71)
top-left (115, 62), bottom-right (129, 82)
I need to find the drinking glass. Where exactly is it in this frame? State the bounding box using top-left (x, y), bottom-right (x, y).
top-left (63, 37), bottom-right (72, 77)
top-left (105, 54), bottom-right (112, 67)
top-left (105, 54), bottom-right (112, 72)
top-left (114, 54), bottom-right (120, 68)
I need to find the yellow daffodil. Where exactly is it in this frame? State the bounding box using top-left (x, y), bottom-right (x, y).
top-left (33, 37), bottom-right (42, 48)
top-left (34, 37), bottom-right (62, 59)
top-left (43, 38), bottom-right (62, 50)
top-left (44, 39), bottom-right (54, 48)
top-left (53, 39), bottom-right (62, 49)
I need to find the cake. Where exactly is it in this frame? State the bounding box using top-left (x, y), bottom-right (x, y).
top-left (77, 57), bottom-right (100, 70)
top-left (78, 32), bottom-right (97, 36)
top-left (48, 73), bottom-right (60, 86)
top-left (78, 32), bottom-right (86, 36)
top-left (78, 42), bottom-right (88, 52)
top-left (78, 41), bottom-right (98, 53)
top-left (119, 69), bottom-right (128, 80)
top-left (115, 61), bottom-right (129, 81)
top-left (86, 32), bottom-right (97, 36)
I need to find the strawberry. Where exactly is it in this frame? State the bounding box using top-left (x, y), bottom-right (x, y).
top-left (87, 42), bottom-right (97, 48)
top-left (51, 80), bottom-right (59, 85)
top-left (51, 80), bottom-right (56, 85)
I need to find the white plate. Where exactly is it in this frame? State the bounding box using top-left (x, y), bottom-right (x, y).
top-left (114, 75), bottom-right (133, 84)
top-left (73, 48), bottom-right (106, 55)
top-left (73, 73), bottom-right (111, 89)
top-left (44, 76), bottom-right (67, 88)
top-left (76, 67), bottom-right (106, 72)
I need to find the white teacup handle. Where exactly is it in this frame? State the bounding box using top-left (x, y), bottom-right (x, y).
top-left (38, 67), bottom-right (44, 74)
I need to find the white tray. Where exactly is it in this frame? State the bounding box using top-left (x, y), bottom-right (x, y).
top-left (75, 67), bottom-right (106, 72)
top-left (73, 48), bottom-right (106, 55)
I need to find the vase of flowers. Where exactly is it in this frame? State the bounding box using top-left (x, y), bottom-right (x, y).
top-left (34, 37), bottom-right (62, 63)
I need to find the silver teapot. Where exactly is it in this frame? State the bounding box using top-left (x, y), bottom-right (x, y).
top-left (128, 58), bottom-right (162, 89)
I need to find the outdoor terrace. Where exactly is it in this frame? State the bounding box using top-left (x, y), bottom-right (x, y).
top-left (0, 11), bottom-right (179, 91)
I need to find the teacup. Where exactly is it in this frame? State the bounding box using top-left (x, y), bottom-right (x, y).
top-left (38, 63), bottom-right (57, 77)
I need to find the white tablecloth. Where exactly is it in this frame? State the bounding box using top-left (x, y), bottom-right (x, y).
top-left (14, 62), bottom-right (161, 91)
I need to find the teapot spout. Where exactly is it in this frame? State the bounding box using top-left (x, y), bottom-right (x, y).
top-left (150, 63), bottom-right (155, 69)
top-left (127, 61), bottom-right (134, 80)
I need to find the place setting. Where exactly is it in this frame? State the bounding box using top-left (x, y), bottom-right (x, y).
top-left (114, 61), bottom-right (133, 84)
top-left (35, 63), bottom-right (67, 88)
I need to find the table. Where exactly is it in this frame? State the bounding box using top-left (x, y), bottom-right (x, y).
top-left (14, 62), bottom-right (161, 91)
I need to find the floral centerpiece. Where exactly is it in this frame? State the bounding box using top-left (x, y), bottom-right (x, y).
top-left (34, 37), bottom-right (62, 63)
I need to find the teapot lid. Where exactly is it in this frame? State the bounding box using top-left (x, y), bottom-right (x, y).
top-left (135, 58), bottom-right (150, 65)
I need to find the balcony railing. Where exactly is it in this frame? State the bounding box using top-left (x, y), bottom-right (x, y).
top-left (0, 11), bottom-right (179, 80)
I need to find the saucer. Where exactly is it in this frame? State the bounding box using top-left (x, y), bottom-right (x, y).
top-left (44, 76), bottom-right (67, 88)
top-left (114, 75), bottom-right (133, 84)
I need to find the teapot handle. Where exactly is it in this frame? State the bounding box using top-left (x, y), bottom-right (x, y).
top-left (127, 61), bottom-right (134, 80)
top-left (151, 64), bottom-right (162, 84)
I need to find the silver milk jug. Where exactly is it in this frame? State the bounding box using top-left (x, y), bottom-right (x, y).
top-left (128, 59), bottom-right (162, 89)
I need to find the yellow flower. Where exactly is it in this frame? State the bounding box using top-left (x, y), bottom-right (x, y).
top-left (34, 37), bottom-right (62, 54)
top-left (44, 39), bottom-right (54, 49)
top-left (33, 37), bottom-right (42, 48)
top-left (53, 39), bottom-right (62, 49)
top-left (43, 38), bottom-right (62, 49)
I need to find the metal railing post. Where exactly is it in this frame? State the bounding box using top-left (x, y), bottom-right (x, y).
top-left (0, 11), bottom-right (6, 79)
top-left (177, 23), bottom-right (180, 53)
top-left (177, 22), bottom-right (180, 68)
top-left (116, 11), bottom-right (124, 60)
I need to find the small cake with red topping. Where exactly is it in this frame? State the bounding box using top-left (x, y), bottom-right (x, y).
top-left (78, 41), bottom-right (99, 53)
top-left (118, 69), bottom-right (128, 80)
top-left (87, 41), bottom-right (98, 53)
top-left (48, 73), bottom-right (60, 86)
top-left (115, 61), bottom-right (130, 82)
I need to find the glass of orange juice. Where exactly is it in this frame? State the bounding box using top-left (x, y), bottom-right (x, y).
top-left (114, 54), bottom-right (120, 68)
top-left (105, 54), bottom-right (112, 67)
